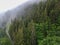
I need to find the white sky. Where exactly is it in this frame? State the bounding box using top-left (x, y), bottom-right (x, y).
top-left (0, 0), bottom-right (29, 13)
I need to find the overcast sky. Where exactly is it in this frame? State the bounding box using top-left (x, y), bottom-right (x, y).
top-left (0, 0), bottom-right (29, 13)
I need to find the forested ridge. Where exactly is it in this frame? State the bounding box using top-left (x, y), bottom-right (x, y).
top-left (0, 0), bottom-right (60, 45)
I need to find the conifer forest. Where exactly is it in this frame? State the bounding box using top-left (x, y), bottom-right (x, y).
top-left (0, 0), bottom-right (60, 45)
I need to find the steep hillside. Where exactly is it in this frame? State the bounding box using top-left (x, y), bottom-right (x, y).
top-left (0, 0), bottom-right (60, 45)
top-left (8, 0), bottom-right (60, 45)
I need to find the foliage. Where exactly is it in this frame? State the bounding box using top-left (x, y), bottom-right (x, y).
top-left (6, 0), bottom-right (60, 45)
top-left (0, 28), bottom-right (11, 45)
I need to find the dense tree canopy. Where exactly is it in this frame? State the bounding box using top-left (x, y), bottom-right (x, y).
top-left (0, 0), bottom-right (60, 45)
top-left (8, 0), bottom-right (60, 45)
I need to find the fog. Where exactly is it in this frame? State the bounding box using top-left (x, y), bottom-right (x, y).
top-left (0, 0), bottom-right (45, 45)
top-left (0, 0), bottom-right (41, 13)
top-left (0, 0), bottom-right (41, 28)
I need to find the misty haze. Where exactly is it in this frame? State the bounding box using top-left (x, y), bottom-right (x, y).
top-left (0, 0), bottom-right (60, 45)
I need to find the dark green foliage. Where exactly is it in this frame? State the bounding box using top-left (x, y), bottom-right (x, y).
top-left (0, 38), bottom-right (12, 45)
top-left (0, 28), bottom-right (11, 45)
top-left (8, 0), bottom-right (60, 45)
top-left (9, 18), bottom-right (37, 45)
